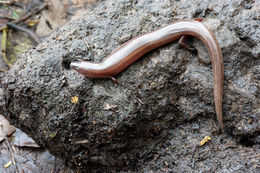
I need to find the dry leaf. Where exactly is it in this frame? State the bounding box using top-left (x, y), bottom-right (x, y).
top-left (0, 114), bottom-right (16, 142)
top-left (13, 129), bottom-right (40, 148)
top-left (71, 96), bottom-right (79, 104)
top-left (36, 0), bottom-right (67, 37)
top-left (199, 136), bottom-right (212, 146)
top-left (4, 161), bottom-right (12, 168)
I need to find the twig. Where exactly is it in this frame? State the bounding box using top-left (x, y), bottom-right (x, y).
top-left (0, 15), bottom-right (15, 21)
top-left (7, 22), bottom-right (41, 44)
top-left (5, 137), bottom-right (19, 173)
top-left (14, 2), bottom-right (48, 24)
top-left (21, 163), bottom-right (33, 170)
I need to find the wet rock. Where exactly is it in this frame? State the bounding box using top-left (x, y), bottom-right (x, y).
top-left (0, 0), bottom-right (259, 172)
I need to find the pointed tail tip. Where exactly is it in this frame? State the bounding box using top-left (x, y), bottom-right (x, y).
top-left (220, 124), bottom-right (225, 133)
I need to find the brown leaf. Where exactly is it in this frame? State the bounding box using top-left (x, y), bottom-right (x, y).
top-left (13, 129), bottom-right (40, 148)
top-left (36, 0), bottom-right (67, 37)
top-left (0, 114), bottom-right (16, 142)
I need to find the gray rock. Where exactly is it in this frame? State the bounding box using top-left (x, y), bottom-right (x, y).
top-left (0, 0), bottom-right (259, 172)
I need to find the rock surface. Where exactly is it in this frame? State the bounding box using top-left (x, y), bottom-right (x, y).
top-left (0, 0), bottom-right (259, 172)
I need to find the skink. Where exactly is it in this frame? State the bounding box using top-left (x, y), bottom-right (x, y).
top-left (70, 19), bottom-right (224, 132)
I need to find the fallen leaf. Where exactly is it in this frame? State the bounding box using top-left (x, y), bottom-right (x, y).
top-left (199, 136), bottom-right (212, 146)
top-left (0, 114), bottom-right (16, 142)
top-left (4, 161), bottom-right (12, 168)
top-left (13, 129), bottom-right (40, 148)
top-left (36, 0), bottom-right (67, 37)
top-left (71, 96), bottom-right (79, 104)
top-left (25, 19), bottom-right (39, 26)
